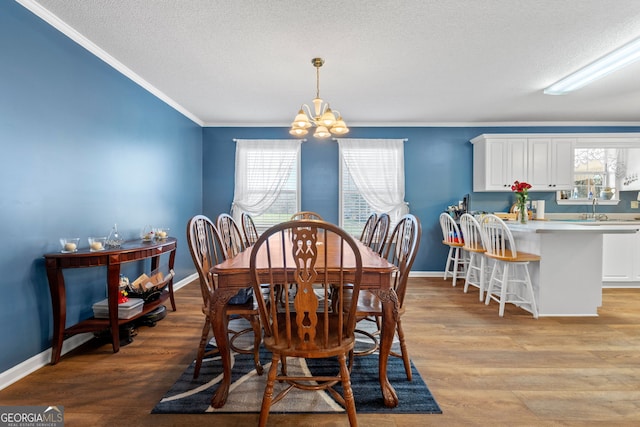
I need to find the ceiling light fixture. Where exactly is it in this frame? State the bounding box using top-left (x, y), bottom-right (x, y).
top-left (544, 36), bottom-right (640, 95)
top-left (289, 58), bottom-right (349, 138)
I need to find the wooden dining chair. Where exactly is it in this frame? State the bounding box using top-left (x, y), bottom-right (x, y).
top-left (346, 214), bottom-right (421, 381)
top-left (439, 212), bottom-right (467, 286)
top-left (241, 212), bottom-right (259, 246)
top-left (290, 211), bottom-right (323, 220)
top-left (481, 214), bottom-right (539, 318)
top-left (368, 213), bottom-right (390, 255)
top-left (216, 213), bottom-right (246, 258)
top-left (186, 215), bottom-right (263, 379)
top-left (359, 213), bottom-right (377, 245)
top-left (250, 220), bottom-right (363, 427)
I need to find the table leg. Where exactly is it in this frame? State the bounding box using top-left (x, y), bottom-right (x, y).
top-left (209, 288), bottom-right (237, 408)
top-left (107, 264), bottom-right (120, 353)
top-left (372, 288), bottom-right (399, 408)
top-left (46, 260), bottom-right (65, 365)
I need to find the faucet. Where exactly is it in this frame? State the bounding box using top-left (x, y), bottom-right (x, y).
top-left (592, 197), bottom-right (598, 218)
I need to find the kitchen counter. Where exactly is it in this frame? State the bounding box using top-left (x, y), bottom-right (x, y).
top-left (503, 220), bottom-right (638, 316)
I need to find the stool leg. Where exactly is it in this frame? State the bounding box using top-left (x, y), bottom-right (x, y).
top-left (444, 247), bottom-right (454, 280)
top-left (522, 264), bottom-right (539, 319)
top-left (478, 255), bottom-right (486, 301)
top-left (485, 261), bottom-right (498, 305)
top-left (463, 252), bottom-right (475, 294)
top-left (452, 247), bottom-right (460, 286)
top-left (498, 263), bottom-right (509, 317)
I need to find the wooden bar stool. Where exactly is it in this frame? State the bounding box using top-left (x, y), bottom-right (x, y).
top-left (439, 212), bottom-right (467, 286)
top-left (460, 213), bottom-right (490, 301)
top-left (481, 214), bottom-right (539, 318)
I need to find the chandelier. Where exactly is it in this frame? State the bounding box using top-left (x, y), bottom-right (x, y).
top-left (289, 58), bottom-right (349, 138)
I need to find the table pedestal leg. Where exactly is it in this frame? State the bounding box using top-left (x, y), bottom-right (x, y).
top-left (372, 288), bottom-right (399, 408)
top-left (209, 288), bottom-right (237, 408)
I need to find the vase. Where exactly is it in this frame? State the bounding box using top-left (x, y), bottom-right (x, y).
top-left (516, 198), bottom-right (528, 224)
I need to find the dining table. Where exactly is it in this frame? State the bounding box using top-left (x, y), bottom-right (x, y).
top-left (210, 230), bottom-right (400, 408)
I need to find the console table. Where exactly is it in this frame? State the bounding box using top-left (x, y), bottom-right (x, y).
top-left (44, 237), bottom-right (177, 365)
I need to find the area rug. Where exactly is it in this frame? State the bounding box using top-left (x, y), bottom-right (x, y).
top-left (152, 321), bottom-right (441, 415)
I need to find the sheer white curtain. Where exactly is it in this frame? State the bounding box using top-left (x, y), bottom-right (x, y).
top-left (338, 138), bottom-right (409, 221)
top-left (230, 139), bottom-right (302, 223)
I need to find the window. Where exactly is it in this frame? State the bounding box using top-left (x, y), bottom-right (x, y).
top-left (338, 138), bottom-right (409, 237)
top-left (231, 139), bottom-right (302, 233)
top-left (558, 147), bottom-right (624, 204)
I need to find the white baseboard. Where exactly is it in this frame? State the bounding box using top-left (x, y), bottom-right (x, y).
top-left (0, 273), bottom-right (197, 391)
top-left (409, 271), bottom-right (443, 278)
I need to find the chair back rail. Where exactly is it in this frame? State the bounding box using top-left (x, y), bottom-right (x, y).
top-left (241, 212), bottom-right (260, 246)
top-left (369, 213), bottom-right (390, 255)
top-left (359, 213), bottom-right (378, 245)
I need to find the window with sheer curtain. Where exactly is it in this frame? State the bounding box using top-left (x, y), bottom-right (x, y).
top-left (230, 139), bottom-right (302, 233)
top-left (337, 138), bottom-right (409, 237)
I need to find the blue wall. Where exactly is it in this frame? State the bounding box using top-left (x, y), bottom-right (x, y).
top-left (0, 2), bottom-right (202, 373)
top-left (202, 126), bottom-right (640, 276)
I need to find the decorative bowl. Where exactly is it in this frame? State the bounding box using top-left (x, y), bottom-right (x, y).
top-left (60, 237), bottom-right (80, 253)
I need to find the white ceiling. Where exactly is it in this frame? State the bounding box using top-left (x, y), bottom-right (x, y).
top-left (24, 0), bottom-right (640, 127)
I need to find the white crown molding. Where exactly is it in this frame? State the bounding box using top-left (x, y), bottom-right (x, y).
top-left (202, 121), bottom-right (640, 128)
top-left (16, 0), bottom-right (204, 126)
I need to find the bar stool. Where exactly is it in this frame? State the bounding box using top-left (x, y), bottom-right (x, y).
top-left (481, 214), bottom-right (539, 318)
top-left (439, 212), bottom-right (467, 286)
top-left (459, 213), bottom-right (489, 301)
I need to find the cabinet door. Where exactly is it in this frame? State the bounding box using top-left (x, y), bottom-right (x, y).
top-left (550, 138), bottom-right (574, 190)
top-left (527, 138), bottom-right (552, 190)
top-left (602, 233), bottom-right (635, 281)
top-left (527, 138), bottom-right (574, 191)
top-left (473, 137), bottom-right (526, 191)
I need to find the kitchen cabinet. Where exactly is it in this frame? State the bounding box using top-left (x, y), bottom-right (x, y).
top-left (472, 137), bottom-right (527, 191)
top-left (602, 231), bottom-right (640, 285)
top-left (527, 138), bottom-right (574, 191)
top-left (472, 134), bottom-right (576, 192)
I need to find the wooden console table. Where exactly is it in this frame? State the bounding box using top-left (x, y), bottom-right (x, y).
top-left (44, 237), bottom-right (177, 365)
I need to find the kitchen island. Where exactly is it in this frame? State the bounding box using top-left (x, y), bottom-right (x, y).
top-left (505, 221), bottom-right (638, 316)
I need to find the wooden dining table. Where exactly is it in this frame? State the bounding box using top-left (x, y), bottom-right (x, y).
top-left (210, 230), bottom-right (400, 408)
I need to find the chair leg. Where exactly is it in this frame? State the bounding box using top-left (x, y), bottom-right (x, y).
top-left (396, 319), bottom-right (412, 381)
top-left (498, 263), bottom-right (509, 317)
top-left (463, 252), bottom-right (475, 294)
top-left (478, 256), bottom-right (486, 301)
top-left (522, 264), bottom-right (539, 319)
top-left (193, 317), bottom-right (211, 379)
top-left (259, 354), bottom-right (280, 427)
top-left (249, 314), bottom-right (264, 375)
top-left (338, 353), bottom-right (359, 427)
top-left (452, 247), bottom-right (460, 286)
top-left (444, 247), bottom-right (454, 280)
top-left (485, 262), bottom-right (498, 305)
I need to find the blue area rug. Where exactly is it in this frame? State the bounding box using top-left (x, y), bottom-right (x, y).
top-left (152, 344), bottom-right (442, 415)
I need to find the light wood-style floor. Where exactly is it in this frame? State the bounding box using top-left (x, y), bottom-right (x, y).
top-left (2, 277), bottom-right (640, 426)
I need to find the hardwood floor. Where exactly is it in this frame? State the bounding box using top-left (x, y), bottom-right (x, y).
top-left (1, 277), bottom-right (639, 426)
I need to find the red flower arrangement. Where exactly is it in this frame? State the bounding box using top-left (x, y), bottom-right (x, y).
top-left (511, 180), bottom-right (532, 223)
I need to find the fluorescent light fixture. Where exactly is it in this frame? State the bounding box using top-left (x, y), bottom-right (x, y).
top-left (544, 36), bottom-right (640, 95)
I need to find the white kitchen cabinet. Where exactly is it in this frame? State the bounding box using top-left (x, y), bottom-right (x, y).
top-left (602, 231), bottom-right (640, 284)
top-left (472, 137), bottom-right (527, 191)
top-left (527, 138), bottom-right (574, 191)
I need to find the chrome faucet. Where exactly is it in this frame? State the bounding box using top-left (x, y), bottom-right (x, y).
top-left (592, 197), bottom-right (598, 218)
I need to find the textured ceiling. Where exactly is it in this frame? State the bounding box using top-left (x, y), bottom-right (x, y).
top-left (24, 0), bottom-right (640, 126)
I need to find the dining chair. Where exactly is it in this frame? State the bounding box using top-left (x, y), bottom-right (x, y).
top-left (290, 211), bottom-right (323, 220)
top-left (439, 212), bottom-right (467, 286)
top-left (186, 215), bottom-right (263, 379)
top-left (359, 213), bottom-right (377, 245)
top-left (241, 212), bottom-right (259, 246)
top-left (459, 213), bottom-right (490, 301)
top-left (481, 214), bottom-right (539, 318)
top-left (216, 213), bottom-right (246, 258)
top-left (346, 214), bottom-right (421, 381)
top-left (368, 213), bottom-right (390, 255)
top-left (250, 220), bottom-right (363, 427)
